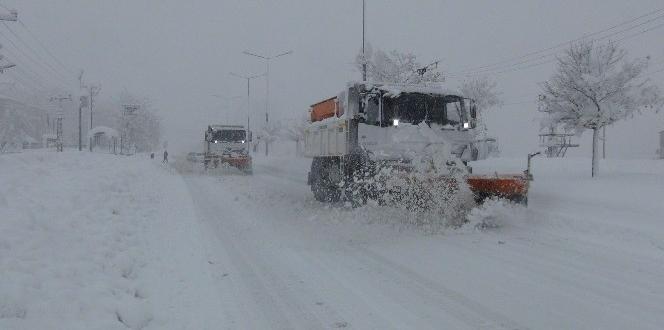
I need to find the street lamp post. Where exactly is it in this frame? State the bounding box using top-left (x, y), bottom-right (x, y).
top-left (229, 72), bottom-right (265, 136)
top-left (242, 50), bottom-right (293, 156)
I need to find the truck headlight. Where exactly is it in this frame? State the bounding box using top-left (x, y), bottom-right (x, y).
top-left (393, 119), bottom-right (399, 126)
top-left (241, 140), bottom-right (245, 143)
top-left (463, 122), bottom-right (470, 129)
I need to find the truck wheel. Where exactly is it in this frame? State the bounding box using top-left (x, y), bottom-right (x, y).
top-left (511, 195), bottom-right (528, 206)
top-left (311, 158), bottom-right (341, 202)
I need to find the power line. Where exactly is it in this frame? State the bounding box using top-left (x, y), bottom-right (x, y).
top-left (614, 21), bottom-right (664, 43)
top-left (17, 19), bottom-right (77, 77)
top-left (6, 68), bottom-right (48, 92)
top-left (447, 18), bottom-right (664, 80)
top-left (0, 28), bottom-right (73, 90)
top-left (1, 45), bottom-right (52, 88)
top-left (0, 45), bottom-right (60, 91)
top-left (1, 21), bottom-right (74, 85)
top-left (448, 9), bottom-right (664, 77)
top-left (450, 7), bottom-right (664, 75)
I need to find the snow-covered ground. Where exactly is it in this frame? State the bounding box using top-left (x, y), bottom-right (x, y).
top-left (2, 149), bottom-right (664, 329)
top-left (0, 150), bottom-right (226, 329)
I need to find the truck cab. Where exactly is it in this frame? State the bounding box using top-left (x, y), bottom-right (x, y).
top-left (304, 82), bottom-right (480, 167)
top-left (204, 125), bottom-right (252, 173)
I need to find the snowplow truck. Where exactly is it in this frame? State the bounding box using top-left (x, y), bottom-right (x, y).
top-left (303, 82), bottom-right (530, 205)
top-left (204, 125), bottom-right (253, 174)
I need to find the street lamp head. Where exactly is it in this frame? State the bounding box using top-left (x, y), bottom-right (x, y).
top-left (249, 72), bottom-right (266, 79)
top-left (230, 72), bottom-right (266, 80)
top-left (274, 50), bottom-right (293, 58)
top-left (242, 51), bottom-right (267, 60)
top-left (243, 50), bottom-right (293, 60)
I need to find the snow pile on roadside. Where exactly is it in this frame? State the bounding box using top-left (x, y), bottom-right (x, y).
top-left (0, 151), bottom-right (224, 330)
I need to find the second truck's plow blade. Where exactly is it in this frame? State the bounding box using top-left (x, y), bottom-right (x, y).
top-left (466, 175), bottom-right (530, 204)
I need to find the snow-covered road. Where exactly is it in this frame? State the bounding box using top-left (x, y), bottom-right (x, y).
top-left (3, 150), bottom-right (663, 329)
top-left (180, 156), bottom-right (664, 329)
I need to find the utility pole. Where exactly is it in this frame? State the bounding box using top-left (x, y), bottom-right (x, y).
top-left (89, 84), bottom-right (100, 131)
top-left (0, 8), bottom-right (17, 73)
top-left (362, 0), bottom-right (367, 81)
top-left (79, 70), bottom-right (101, 151)
top-left (242, 50), bottom-right (293, 156)
top-left (78, 95), bottom-right (88, 151)
top-left (49, 94), bottom-right (72, 152)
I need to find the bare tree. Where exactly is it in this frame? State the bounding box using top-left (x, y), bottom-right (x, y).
top-left (540, 41), bottom-right (662, 177)
top-left (355, 43), bottom-right (443, 85)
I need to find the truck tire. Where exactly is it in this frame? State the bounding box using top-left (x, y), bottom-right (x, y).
top-left (310, 157), bottom-right (341, 202)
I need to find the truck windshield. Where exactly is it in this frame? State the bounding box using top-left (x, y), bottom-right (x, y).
top-left (381, 93), bottom-right (468, 127)
top-left (212, 130), bottom-right (246, 142)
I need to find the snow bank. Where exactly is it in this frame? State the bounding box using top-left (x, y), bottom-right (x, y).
top-left (0, 150), bottom-right (224, 329)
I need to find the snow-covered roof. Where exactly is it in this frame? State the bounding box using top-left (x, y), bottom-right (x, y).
top-left (209, 124), bottom-right (245, 130)
top-left (88, 126), bottom-right (119, 138)
top-left (23, 135), bottom-right (38, 143)
top-left (347, 81), bottom-right (459, 98)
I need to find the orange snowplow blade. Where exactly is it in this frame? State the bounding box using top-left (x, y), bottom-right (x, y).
top-left (205, 155), bottom-right (252, 170)
top-left (466, 175), bottom-right (529, 203)
top-left (223, 156), bottom-right (251, 168)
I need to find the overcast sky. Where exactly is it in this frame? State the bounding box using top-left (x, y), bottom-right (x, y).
top-left (1, 0), bottom-right (663, 157)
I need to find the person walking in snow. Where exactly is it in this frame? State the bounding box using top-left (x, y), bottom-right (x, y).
top-left (163, 150), bottom-right (168, 163)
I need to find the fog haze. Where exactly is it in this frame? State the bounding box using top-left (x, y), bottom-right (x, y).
top-left (3, 0), bottom-right (663, 157)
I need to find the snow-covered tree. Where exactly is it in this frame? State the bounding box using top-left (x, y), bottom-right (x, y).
top-left (355, 43), bottom-right (443, 85)
top-left (458, 76), bottom-right (501, 138)
top-left (0, 83), bottom-right (52, 152)
top-left (279, 114), bottom-right (309, 156)
top-left (540, 41), bottom-right (663, 177)
top-left (256, 121), bottom-right (281, 155)
top-left (115, 91), bottom-right (161, 152)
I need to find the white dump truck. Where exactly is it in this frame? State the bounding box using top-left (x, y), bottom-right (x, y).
top-left (303, 82), bottom-right (531, 205)
top-left (203, 124), bottom-right (253, 174)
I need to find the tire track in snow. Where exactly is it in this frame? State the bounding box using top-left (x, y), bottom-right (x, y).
top-left (237, 170), bottom-right (527, 329)
top-left (355, 249), bottom-right (526, 330)
top-left (184, 176), bottom-right (338, 329)
top-left (453, 234), bottom-right (664, 328)
top-left (186, 163), bottom-right (527, 329)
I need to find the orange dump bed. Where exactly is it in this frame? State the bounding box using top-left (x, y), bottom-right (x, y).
top-left (310, 97), bottom-right (342, 122)
top-left (466, 175), bottom-right (529, 201)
